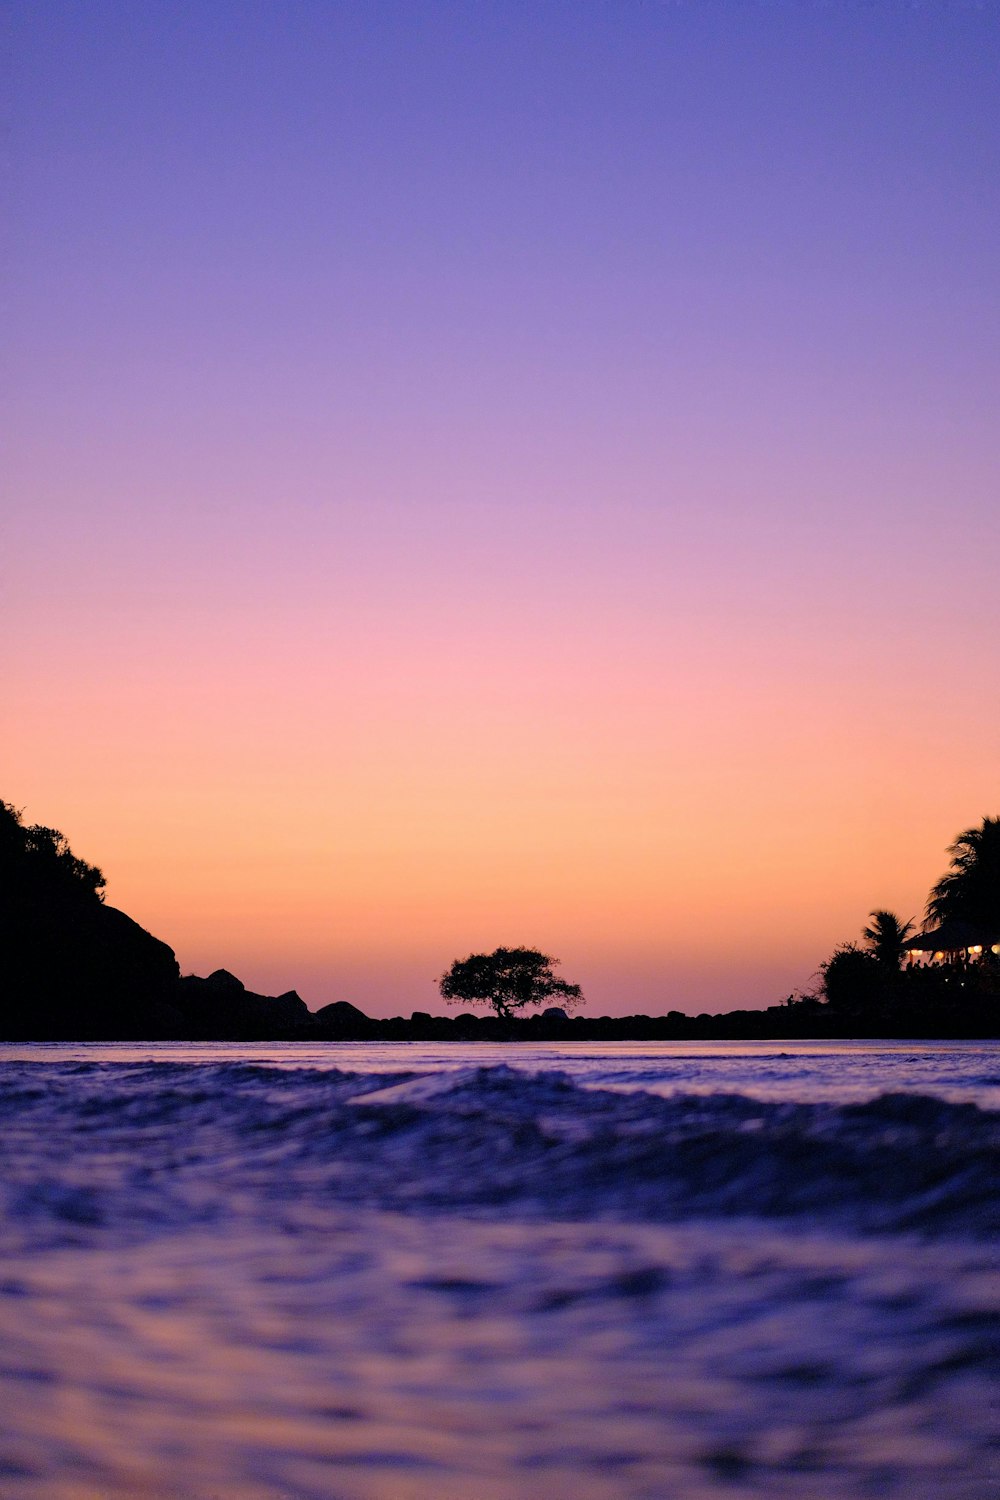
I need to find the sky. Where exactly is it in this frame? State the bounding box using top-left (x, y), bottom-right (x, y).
top-left (4, 1), bottom-right (998, 1016)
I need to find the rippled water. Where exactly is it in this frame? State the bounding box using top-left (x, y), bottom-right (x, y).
top-left (0, 1040), bottom-right (996, 1498)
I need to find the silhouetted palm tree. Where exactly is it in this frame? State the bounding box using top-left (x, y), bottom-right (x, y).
top-left (861, 909), bottom-right (914, 970)
top-left (927, 817), bottom-right (1000, 935)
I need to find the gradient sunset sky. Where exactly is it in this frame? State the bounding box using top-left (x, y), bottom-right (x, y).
top-left (6, 2), bottom-right (998, 1015)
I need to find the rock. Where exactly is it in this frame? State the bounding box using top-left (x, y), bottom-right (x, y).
top-left (312, 999), bottom-right (372, 1038)
top-left (174, 973), bottom-right (311, 1038)
top-left (314, 1000), bottom-right (369, 1023)
top-left (205, 969), bottom-right (245, 991)
top-left (1, 899), bottom-right (180, 1040)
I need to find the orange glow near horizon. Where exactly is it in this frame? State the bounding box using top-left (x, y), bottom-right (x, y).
top-left (7, 554), bottom-right (996, 1014)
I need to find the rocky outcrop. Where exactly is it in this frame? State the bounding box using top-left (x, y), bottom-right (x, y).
top-left (1, 899), bottom-right (182, 1039)
top-left (312, 999), bottom-right (372, 1036)
top-left (1, 800), bottom-right (182, 1038)
top-left (173, 969), bottom-right (312, 1039)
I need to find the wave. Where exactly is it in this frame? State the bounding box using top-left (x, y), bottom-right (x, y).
top-left (0, 1062), bottom-right (996, 1249)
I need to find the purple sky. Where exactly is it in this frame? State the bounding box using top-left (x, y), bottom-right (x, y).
top-left (6, 3), bottom-right (999, 1015)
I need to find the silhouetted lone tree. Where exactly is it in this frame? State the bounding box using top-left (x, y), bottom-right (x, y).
top-left (438, 947), bottom-right (583, 1021)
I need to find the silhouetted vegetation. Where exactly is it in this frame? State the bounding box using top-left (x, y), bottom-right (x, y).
top-left (861, 909), bottom-right (915, 970)
top-left (820, 944), bottom-right (887, 1017)
top-left (1, 800), bottom-right (106, 902)
top-left (807, 816), bottom-right (999, 1033)
top-left (927, 817), bottom-right (1000, 931)
top-left (439, 947), bottom-right (583, 1021)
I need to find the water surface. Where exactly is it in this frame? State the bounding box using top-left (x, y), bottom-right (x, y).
top-left (1, 1039), bottom-right (996, 1498)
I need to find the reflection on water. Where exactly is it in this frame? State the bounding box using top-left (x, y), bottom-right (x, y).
top-left (0, 1043), bottom-right (996, 1498)
top-left (3, 1217), bottom-right (996, 1499)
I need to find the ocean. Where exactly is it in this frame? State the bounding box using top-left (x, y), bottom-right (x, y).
top-left (0, 1039), bottom-right (996, 1498)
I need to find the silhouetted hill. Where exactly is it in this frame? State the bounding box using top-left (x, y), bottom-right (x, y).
top-left (0, 802), bottom-right (313, 1040)
top-left (1, 801), bottom-right (181, 1038)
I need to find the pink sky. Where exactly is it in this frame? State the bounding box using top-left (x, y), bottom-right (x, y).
top-left (6, 4), bottom-right (998, 1014)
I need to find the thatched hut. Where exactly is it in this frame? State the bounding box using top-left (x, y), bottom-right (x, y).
top-left (902, 919), bottom-right (999, 965)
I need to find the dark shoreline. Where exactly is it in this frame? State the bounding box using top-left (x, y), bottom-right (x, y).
top-left (5, 1007), bottom-right (997, 1044)
top-left (5, 946), bottom-right (997, 1043)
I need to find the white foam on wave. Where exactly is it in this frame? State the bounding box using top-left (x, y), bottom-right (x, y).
top-left (349, 1068), bottom-right (489, 1108)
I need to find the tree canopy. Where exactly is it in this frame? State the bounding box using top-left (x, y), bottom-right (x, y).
top-left (819, 943), bottom-right (884, 1015)
top-left (861, 909), bottom-right (914, 970)
top-left (438, 946), bottom-right (583, 1021)
top-left (0, 800), bottom-right (105, 902)
top-left (927, 817), bottom-right (1000, 935)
